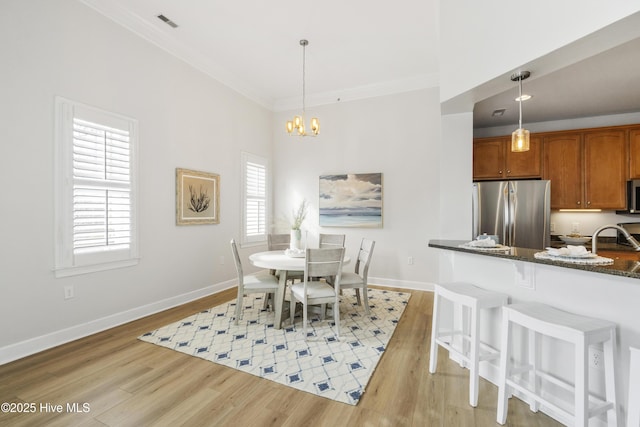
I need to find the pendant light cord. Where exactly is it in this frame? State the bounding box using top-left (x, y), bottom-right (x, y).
top-left (302, 41), bottom-right (306, 118)
top-left (518, 77), bottom-right (523, 129)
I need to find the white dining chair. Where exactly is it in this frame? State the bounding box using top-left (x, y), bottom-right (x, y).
top-left (319, 233), bottom-right (345, 249)
top-left (230, 239), bottom-right (279, 325)
top-left (327, 238), bottom-right (375, 314)
top-left (289, 247), bottom-right (345, 340)
top-left (268, 233), bottom-right (290, 250)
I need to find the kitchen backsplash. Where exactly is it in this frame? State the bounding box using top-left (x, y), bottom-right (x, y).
top-left (551, 211), bottom-right (640, 237)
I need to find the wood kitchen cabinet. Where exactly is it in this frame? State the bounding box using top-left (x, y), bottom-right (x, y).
top-left (473, 136), bottom-right (541, 180)
top-left (628, 126), bottom-right (640, 179)
top-left (543, 133), bottom-right (583, 209)
top-left (542, 128), bottom-right (627, 209)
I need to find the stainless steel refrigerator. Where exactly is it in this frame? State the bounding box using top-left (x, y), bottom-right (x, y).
top-left (472, 180), bottom-right (551, 249)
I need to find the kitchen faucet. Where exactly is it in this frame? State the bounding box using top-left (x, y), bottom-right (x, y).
top-left (591, 224), bottom-right (640, 254)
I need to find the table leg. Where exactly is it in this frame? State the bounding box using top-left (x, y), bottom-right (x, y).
top-left (274, 270), bottom-right (288, 329)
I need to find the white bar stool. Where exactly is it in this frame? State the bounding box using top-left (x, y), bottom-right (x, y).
top-left (496, 302), bottom-right (619, 427)
top-left (429, 282), bottom-right (509, 407)
top-left (629, 347), bottom-right (640, 427)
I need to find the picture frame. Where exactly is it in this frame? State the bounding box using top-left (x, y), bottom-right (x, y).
top-left (319, 173), bottom-right (383, 228)
top-left (176, 168), bottom-right (220, 225)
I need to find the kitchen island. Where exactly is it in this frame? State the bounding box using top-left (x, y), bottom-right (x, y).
top-left (429, 238), bottom-right (640, 425)
top-left (429, 239), bottom-right (640, 279)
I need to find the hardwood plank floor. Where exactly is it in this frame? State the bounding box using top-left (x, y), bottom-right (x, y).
top-left (0, 286), bottom-right (562, 426)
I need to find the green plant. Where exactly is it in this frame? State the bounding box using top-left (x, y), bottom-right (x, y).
top-left (291, 199), bottom-right (308, 230)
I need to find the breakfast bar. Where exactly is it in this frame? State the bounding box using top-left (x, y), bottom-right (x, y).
top-left (429, 239), bottom-right (640, 425)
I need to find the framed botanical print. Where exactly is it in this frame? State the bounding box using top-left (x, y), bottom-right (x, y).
top-left (176, 168), bottom-right (220, 225)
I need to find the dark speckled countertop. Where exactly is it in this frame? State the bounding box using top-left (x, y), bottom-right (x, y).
top-left (428, 239), bottom-right (640, 280)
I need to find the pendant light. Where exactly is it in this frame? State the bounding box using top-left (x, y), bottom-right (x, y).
top-left (286, 39), bottom-right (319, 137)
top-left (511, 71), bottom-right (531, 152)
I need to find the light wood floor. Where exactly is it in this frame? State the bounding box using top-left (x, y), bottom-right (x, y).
top-left (0, 286), bottom-right (562, 427)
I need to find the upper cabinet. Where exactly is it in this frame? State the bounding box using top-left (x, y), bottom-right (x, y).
top-left (473, 136), bottom-right (542, 180)
top-left (542, 133), bottom-right (583, 209)
top-left (476, 124), bottom-right (636, 211)
top-left (583, 129), bottom-right (627, 209)
top-left (542, 127), bottom-right (627, 210)
top-left (629, 126), bottom-right (640, 179)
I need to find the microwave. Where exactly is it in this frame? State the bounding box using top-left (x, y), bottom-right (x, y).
top-left (617, 222), bottom-right (640, 246)
top-left (619, 180), bottom-right (640, 214)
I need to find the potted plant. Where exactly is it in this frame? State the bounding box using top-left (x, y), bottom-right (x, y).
top-left (290, 199), bottom-right (308, 250)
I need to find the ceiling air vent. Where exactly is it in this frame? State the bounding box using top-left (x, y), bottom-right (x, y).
top-left (491, 108), bottom-right (506, 117)
top-left (157, 14), bottom-right (178, 28)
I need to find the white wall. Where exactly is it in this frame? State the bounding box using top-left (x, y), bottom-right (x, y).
top-left (272, 89), bottom-right (441, 290)
top-left (0, 0), bottom-right (272, 361)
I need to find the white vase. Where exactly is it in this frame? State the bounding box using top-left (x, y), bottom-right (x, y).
top-left (290, 229), bottom-right (301, 250)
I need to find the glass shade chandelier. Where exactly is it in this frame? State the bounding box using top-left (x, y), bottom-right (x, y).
top-left (286, 39), bottom-right (319, 137)
top-left (511, 70), bottom-right (531, 152)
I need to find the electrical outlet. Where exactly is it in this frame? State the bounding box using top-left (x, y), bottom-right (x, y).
top-left (407, 256), bottom-right (414, 265)
top-left (550, 222), bottom-right (555, 233)
top-left (64, 285), bottom-right (75, 300)
top-left (571, 222), bottom-right (580, 234)
top-left (589, 347), bottom-right (604, 370)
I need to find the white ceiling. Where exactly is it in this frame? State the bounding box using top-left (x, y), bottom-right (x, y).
top-left (80, 1), bottom-right (640, 124)
top-left (80, 0), bottom-right (440, 111)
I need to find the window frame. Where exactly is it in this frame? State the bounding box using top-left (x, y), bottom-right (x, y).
top-left (241, 151), bottom-right (269, 247)
top-left (54, 97), bottom-right (139, 277)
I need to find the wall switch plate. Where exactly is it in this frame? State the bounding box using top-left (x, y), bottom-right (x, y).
top-left (64, 285), bottom-right (74, 300)
top-left (571, 222), bottom-right (580, 233)
top-left (219, 256), bottom-right (225, 265)
top-left (407, 256), bottom-right (414, 265)
top-left (550, 222), bottom-right (555, 233)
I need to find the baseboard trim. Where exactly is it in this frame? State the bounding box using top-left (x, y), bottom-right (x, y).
top-left (369, 276), bottom-right (435, 292)
top-left (0, 280), bottom-right (235, 365)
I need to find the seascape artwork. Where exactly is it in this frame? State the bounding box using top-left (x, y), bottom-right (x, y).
top-left (319, 173), bottom-right (383, 227)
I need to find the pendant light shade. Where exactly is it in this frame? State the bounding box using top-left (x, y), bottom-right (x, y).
top-left (511, 71), bottom-right (531, 152)
top-left (286, 40), bottom-right (319, 137)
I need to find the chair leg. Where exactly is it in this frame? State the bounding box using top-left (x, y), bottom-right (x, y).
top-left (429, 292), bottom-right (441, 374)
top-left (354, 288), bottom-right (362, 306)
top-left (602, 330), bottom-right (619, 427)
top-left (289, 298), bottom-right (296, 327)
top-left (529, 330), bottom-right (540, 412)
top-left (575, 338), bottom-right (588, 426)
top-left (362, 286), bottom-right (370, 314)
top-left (334, 300), bottom-right (340, 339)
top-left (303, 300), bottom-right (308, 340)
top-left (234, 290), bottom-right (243, 325)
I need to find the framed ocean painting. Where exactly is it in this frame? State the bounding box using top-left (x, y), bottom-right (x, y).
top-left (319, 173), bottom-right (383, 228)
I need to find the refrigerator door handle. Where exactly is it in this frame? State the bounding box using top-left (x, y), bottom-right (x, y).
top-left (508, 183), bottom-right (516, 247)
top-left (502, 183), bottom-right (510, 246)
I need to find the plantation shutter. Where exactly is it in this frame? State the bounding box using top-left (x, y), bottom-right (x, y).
top-left (72, 118), bottom-right (131, 253)
top-left (245, 161), bottom-right (266, 238)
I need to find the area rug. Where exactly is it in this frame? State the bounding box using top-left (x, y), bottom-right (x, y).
top-left (138, 288), bottom-right (410, 405)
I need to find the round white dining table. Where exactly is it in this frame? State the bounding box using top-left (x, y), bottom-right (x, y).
top-left (249, 250), bottom-right (350, 329)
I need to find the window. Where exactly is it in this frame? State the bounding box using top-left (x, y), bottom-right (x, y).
top-left (54, 97), bottom-right (138, 277)
top-left (241, 152), bottom-right (268, 246)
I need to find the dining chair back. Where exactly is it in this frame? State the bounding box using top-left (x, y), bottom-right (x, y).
top-left (289, 247), bottom-right (345, 340)
top-left (230, 239), bottom-right (279, 325)
top-left (319, 233), bottom-right (345, 249)
top-left (328, 238), bottom-right (375, 313)
top-left (268, 233), bottom-right (290, 250)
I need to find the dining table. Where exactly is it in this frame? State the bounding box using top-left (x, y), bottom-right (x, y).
top-left (249, 250), bottom-right (350, 329)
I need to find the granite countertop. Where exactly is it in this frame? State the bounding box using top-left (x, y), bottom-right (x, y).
top-left (428, 239), bottom-right (640, 280)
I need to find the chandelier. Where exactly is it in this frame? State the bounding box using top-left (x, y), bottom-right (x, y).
top-left (286, 39), bottom-right (319, 137)
top-left (511, 71), bottom-right (531, 152)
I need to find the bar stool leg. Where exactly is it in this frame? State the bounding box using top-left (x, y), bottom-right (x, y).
top-left (429, 292), bottom-right (441, 374)
top-left (575, 337), bottom-right (588, 426)
top-left (603, 330), bottom-right (620, 427)
top-left (529, 330), bottom-right (540, 412)
top-left (497, 311), bottom-right (511, 425)
top-left (469, 304), bottom-right (480, 407)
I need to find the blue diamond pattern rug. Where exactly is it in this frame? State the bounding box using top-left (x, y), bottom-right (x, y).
top-left (138, 288), bottom-right (410, 405)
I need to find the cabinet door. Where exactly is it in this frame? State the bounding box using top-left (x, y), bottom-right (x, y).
top-left (584, 130), bottom-right (627, 209)
top-left (473, 138), bottom-right (505, 180)
top-left (543, 134), bottom-right (582, 209)
top-left (629, 127), bottom-right (640, 179)
top-left (506, 136), bottom-right (542, 178)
